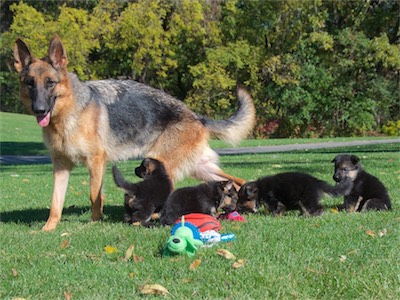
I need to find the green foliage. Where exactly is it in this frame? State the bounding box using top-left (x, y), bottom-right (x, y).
top-left (1, 0), bottom-right (399, 137)
top-left (382, 120), bottom-right (400, 136)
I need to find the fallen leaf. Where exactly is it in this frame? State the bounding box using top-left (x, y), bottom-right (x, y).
top-left (139, 284), bottom-right (169, 296)
top-left (133, 255), bottom-right (144, 263)
top-left (124, 244), bottom-right (135, 261)
top-left (378, 229), bottom-right (387, 237)
top-left (61, 232), bottom-right (71, 237)
top-left (12, 268), bottom-right (18, 277)
top-left (216, 249), bottom-right (236, 260)
top-left (189, 259), bottom-right (201, 270)
top-left (330, 207), bottom-right (339, 214)
top-left (129, 272), bottom-right (135, 278)
top-left (104, 245), bottom-right (118, 254)
top-left (366, 230), bottom-right (376, 237)
top-left (232, 259), bottom-right (245, 269)
top-left (272, 164), bottom-right (283, 168)
top-left (60, 240), bottom-right (70, 249)
top-left (339, 255), bottom-right (347, 262)
top-left (63, 291), bottom-right (72, 300)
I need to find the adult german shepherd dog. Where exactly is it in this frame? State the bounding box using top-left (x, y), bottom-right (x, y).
top-left (13, 34), bottom-right (256, 231)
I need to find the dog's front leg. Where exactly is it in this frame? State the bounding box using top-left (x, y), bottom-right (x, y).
top-left (87, 154), bottom-right (106, 221)
top-left (42, 156), bottom-right (74, 231)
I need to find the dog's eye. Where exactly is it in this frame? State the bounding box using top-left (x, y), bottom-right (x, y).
top-left (46, 78), bottom-right (57, 89)
top-left (25, 77), bottom-right (34, 88)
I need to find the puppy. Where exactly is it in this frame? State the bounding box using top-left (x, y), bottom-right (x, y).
top-left (160, 180), bottom-right (237, 225)
top-left (112, 158), bottom-right (172, 225)
top-left (332, 154), bottom-right (392, 212)
top-left (237, 172), bottom-right (353, 216)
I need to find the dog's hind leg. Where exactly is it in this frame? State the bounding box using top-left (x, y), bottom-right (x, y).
top-left (42, 156), bottom-right (74, 231)
top-left (87, 153), bottom-right (107, 221)
top-left (361, 198), bottom-right (389, 211)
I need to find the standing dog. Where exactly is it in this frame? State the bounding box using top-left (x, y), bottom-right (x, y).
top-left (332, 154), bottom-right (392, 212)
top-left (13, 34), bottom-right (255, 231)
top-left (112, 158), bottom-right (172, 226)
top-left (237, 172), bottom-right (353, 216)
top-left (160, 180), bottom-right (238, 225)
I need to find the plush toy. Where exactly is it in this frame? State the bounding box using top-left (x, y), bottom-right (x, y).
top-left (162, 216), bottom-right (203, 257)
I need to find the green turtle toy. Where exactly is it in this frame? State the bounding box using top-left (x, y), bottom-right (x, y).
top-left (162, 216), bottom-right (203, 257)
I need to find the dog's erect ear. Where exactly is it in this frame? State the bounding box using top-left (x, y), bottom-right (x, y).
top-left (350, 155), bottom-right (360, 165)
top-left (223, 180), bottom-right (234, 192)
top-left (331, 157), bottom-right (336, 163)
top-left (13, 38), bottom-right (33, 73)
top-left (48, 34), bottom-right (68, 69)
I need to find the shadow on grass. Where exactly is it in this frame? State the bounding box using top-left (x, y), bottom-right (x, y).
top-left (0, 204), bottom-right (125, 226)
top-left (0, 142), bottom-right (48, 156)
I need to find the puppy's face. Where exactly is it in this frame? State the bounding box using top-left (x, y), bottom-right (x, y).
top-left (332, 155), bottom-right (360, 182)
top-left (135, 158), bottom-right (163, 179)
top-left (216, 180), bottom-right (238, 213)
top-left (237, 182), bottom-right (259, 213)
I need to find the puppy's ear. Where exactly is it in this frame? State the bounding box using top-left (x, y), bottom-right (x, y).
top-left (223, 180), bottom-right (234, 191)
top-left (350, 155), bottom-right (360, 165)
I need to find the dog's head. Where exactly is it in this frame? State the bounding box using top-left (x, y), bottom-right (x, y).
top-left (215, 180), bottom-right (238, 213)
top-left (331, 154), bottom-right (361, 182)
top-left (135, 158), bottom-right (167, 179)
top-left (237, 181), bottom-right (259, 213)
top-left (13, 35), bottom-right (69, 127)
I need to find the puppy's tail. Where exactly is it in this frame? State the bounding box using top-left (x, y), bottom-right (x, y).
top-left (322, 178), bottom-right (353, 197)
top-left (112, 165), bottom-right (138, 193)
top-left (201, 86), bottom-right (256, 145)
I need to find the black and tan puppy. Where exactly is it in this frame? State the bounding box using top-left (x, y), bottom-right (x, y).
top-left (237, 172), bottom-right (353, 216)
top-left (160, 180), bottom-right (237, 225)
top-left (332, 154), bottom-right (392, 212)
top-left (112, 158), bottom-right (173, 225)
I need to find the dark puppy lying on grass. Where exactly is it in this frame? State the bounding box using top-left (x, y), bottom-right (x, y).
top-left (160, 180), bottom-right (237, 225)
top-left (237, 172), bottom-right (353, 216)
top-left (112, 158), bottom-right (173, 226)
top-left (332, 154), bottom-right (392, 212)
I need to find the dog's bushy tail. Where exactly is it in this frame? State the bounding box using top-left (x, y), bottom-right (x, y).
top-left (322, 178), bottom-right (353, 197)
top-left (201, 86), bottom-right (256, 145)
top-left (112, 165), bottom-right (138, 193)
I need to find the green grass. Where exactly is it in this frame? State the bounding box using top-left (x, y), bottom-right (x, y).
top-left (1, 143), bottom-right (399, 299)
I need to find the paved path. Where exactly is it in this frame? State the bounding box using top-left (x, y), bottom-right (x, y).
top-left (1, 138), bottom-right (399, 165)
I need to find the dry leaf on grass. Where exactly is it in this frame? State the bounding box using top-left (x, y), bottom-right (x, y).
top-left (139, 284), bottom-right (170, 296)
top-left (189, 259), bottom-right (201, 270)
top-left (63, 291), bottom-right (72, 300)
top-left (124, 244), bottom-right (135, 261)
top-left (104, 245), bottom-right (118, 254)
top-left (216, 249), bottom-right (236, 260)
top-left (339, 255), bottom-right (347, 262)
top-left (366, 230), bottom-right (376, 237)
top-left (60, 240), bottom-right (70, 249)
top-left (378, 229), bottom-right (387, 237)
top-left (232, 259), bottom-right (245, 269)
top-left (12, 268), bottom-right (18, 277)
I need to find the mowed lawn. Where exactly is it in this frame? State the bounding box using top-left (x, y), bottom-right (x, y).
top-left (0, 112), bottom-right (399, 299)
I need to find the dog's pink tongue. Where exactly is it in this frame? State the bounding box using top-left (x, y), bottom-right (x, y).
top-left (37, 113), bottom-right (51, 127)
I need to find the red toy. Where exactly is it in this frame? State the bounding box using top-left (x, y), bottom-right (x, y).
top-left (218, 211), bottom-right (246, 222)
top-left (175, 213), bottom-right (221, 232)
